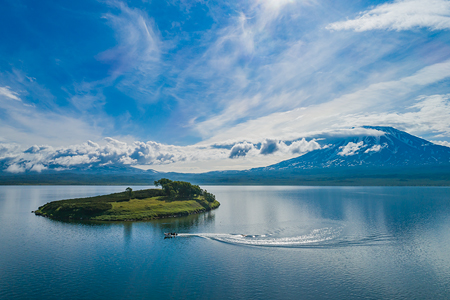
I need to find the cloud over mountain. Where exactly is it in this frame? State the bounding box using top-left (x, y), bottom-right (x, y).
top-left (0, 135), bottom-right (321, 173)
top-left (229, 142), bottom-right (255, 158)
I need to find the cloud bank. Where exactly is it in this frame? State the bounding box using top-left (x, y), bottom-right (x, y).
top-left (0, 135), bottom-right (322, 173)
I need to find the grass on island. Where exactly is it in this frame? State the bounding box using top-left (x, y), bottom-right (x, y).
top-left (34, 181), bottom-right (220, 221)
top-left (96, 196), bottom-right (220, 221)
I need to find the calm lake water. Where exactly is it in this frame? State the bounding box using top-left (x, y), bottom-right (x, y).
top-left (1, 185), bottom-right (450, 300)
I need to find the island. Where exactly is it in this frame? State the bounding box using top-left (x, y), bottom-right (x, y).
top-left (34, 179), bottom-right (220, 221)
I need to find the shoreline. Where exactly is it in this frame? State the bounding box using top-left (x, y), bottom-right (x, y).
top-left (33, 184), bottom-right (220, 222)
top-left (34, 201), bottom-right (220, 222)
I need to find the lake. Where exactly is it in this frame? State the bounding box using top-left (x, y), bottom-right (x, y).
top-left (1, 185), bottom-right (450, 299)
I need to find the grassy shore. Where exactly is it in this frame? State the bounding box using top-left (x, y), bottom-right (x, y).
top-left (34, 188), bottom-right (220, 221)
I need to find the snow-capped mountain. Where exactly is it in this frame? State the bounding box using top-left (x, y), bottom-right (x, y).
top-left (2, 126), bottom-right (450, 185)
top-left (259, 126), bottom-right (450, 171)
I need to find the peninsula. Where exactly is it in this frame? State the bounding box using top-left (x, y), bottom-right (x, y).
top-left (34, 179), bottom-right (220, 221)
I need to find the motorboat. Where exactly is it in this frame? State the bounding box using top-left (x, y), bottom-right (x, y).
top-left (164, 232), bottom-right (178, 238)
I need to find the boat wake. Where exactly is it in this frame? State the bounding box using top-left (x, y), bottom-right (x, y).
top-left (176, 224), bottom-right (395, 248)
top-left (177, 227), bottom-right (344, 248)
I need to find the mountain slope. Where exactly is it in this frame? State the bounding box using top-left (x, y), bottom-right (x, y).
top-left (260, 126), bottom-right (450, 171)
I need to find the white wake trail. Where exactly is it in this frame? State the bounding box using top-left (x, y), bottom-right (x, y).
top-left (177, 227), bottom-right (343, 248)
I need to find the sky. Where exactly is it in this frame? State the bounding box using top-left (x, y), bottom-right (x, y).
top-left (1, 0), bottom-right (450, 173)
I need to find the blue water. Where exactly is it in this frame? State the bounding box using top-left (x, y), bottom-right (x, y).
top-left (1, 186), bottom-right (450, 299)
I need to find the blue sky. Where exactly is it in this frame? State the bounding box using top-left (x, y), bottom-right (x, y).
top-left (1, 0), bottom-right (450, 173)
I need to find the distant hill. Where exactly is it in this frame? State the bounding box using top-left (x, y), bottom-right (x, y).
top-left (2, 126), bottom-right (450, 185)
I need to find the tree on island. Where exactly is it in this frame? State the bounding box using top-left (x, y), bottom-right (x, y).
top-left (202, 189), bottom-right (216, 203)
top-left (125, 187), bottom-right (133, 200)
top-left (154, 178), bottom-right (215, 202)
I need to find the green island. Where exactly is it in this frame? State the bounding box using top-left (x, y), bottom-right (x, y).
top-left (34, 179), bottom-right (220, 221)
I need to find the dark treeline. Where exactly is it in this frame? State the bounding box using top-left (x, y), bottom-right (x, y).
top-left (4, 165), bottom-right (450, 186)
top-left (154, 178), bottom-right (216, 202)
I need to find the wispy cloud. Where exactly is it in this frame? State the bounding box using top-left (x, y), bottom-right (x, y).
top-left (99, 0), bottom-right (163, 96)
top-left (187, 1), bottom-right (405, 139)
top-left (340, 94), bottom-right (450, 138)
top-left (199, 60), bottom-right (450, 144)
top-left (62, 0), bottom-right (166, 113)
top-left (327, 0), bottom-right (450, 32)
top-left (0, 2), bottom-right (166, 147)
top-left (0, 84), bottom-right (104, 146)
top-left (0, 86), bottom-right (21, 101)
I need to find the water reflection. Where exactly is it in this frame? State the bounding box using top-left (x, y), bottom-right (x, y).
top-left (5, 186), bottom-right (449, 249)
top-left (123, 222), bottom-right (132, 243)
top-left (206, 186), bottom-right (450, 249)
top-left (153, 211), bottom-right (216, 231)
top-left (1, 186), bottom-right (450, 300)
top-left (121, 212), bottom-right (216, 243)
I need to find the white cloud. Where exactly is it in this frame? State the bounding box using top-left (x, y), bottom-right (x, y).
top-left (0, 76), bottom-right (107, 147)
top-left (338, 141), bottom-right (365, 156)
top-left (6, 124), bottom-right (447, 173)
top-left (0, 86), bottom-right (21, 101)
top-left (96, 0), bottom-right (164, 102)
top-left (0, 143), bottom-right (21, 159)
top-left (30, 164), bottom-right (47, 172)
top-left (289, 138), bottom-right (321, 154)
top-left (99, 1), bottom-right (161, 76)
top-left (432, 140), bottom-right (450, 147)
top-left (0, 108), bottom-right (104, 147)
top-left (52, 155), bottom-right (100, 167)
top-left (0, 134), bottom-right (324, 173)
top-left (260, 139), bottom-right (280, 155)
top-left (178, 0), bottom-right (366, 138)
top-left (229, 142), bottom-right (255, 158)
top-left (319, 128), bottom-right (386, 138)
top-left (199, 60), bottom-right (450, 144)
top-left (327, 0), bottom-right (450, 32)
top-left (365, 144), bottom-right (383, 153)
top-left (190, 5), bottom-right (450, 142)
top-left (5, 164), bottom-right (26, 173)
top-left (340, 94), bottom-right (450, 138)
top-left (0, 138), bottom-right (227, 173)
